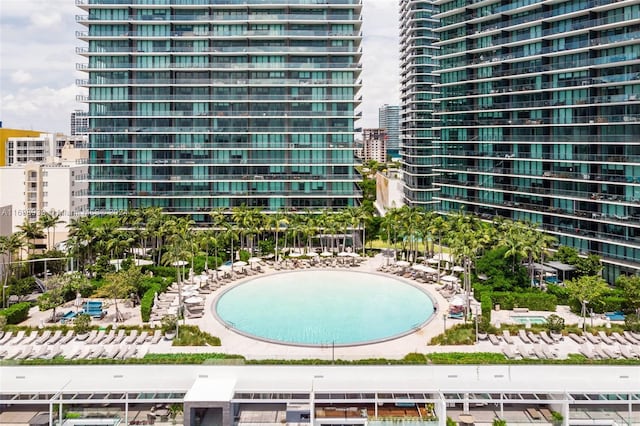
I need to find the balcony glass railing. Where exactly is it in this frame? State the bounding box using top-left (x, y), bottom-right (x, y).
top-left (77, 0), bottom-right (361, 5)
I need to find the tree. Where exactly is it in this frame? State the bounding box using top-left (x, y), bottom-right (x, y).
top-left (37, 277), bottom-right (66, 322)
top-left (38, 211), bottom-right (64, 249)
top-left (566, 275), bottom-right (609, 327)
top-left (17, 220), bottom-right (45, 257)
top-left (575, 254), bottom-right (602, 277)
top-left (616, 275), bottom-right (640, 314)
top-left (97, 267), bottom-right (141, 322)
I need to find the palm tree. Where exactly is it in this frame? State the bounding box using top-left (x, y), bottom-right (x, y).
top-left (17, 220), bottom-right (45, 256)
top-left (266, 210), bottom-right (288, 262)
top-left (67, 216), bottom-right (94, 272)
top-left (38, 211), bottom-right (64, 250)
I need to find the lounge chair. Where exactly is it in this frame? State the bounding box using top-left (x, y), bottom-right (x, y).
top-left (88, 346), bottom-right (105, 359)
top-left (585, 332), bottom-right (600, 344)
top-left (541, 345), bottom-right (556, 359)
top-left (89, 329), bottom-right (106, 345)
top-left (532, 345), bottom-right (546, 359)
top-left (502, 345), bottom-right (520, 360)
top-left (15, 346), bottom-right (34, 360)
top-left (0, 331), bottom-right (13, 345)
top-left (502, 330), bottom-right (514, 344)
top-left (59, 330), bottom-right (75, 345)
top-left (518, 329), bottom-right (531, 344)
top-left (122, 345), bottom-right (137, 359)
top-left (125, 330), bottom-right (139, 344)
top-left (47, 330), bottom-right (63, 345)
top-left (102, 329), bottom-right (116, 344)
top-left (597, 331), bottom-right (614, 345)
top-left (518, 345), bottom-right (535, 359)
top-left (150, 330), bottom-right (162, 344)
top-left (488, 334), bottom-right (501, 345)
top-left (593, 346), bottom-right (609, 359)
top-left (611, 332), bottom-right (628, 345)
top-left (10, 330), bottom-right (26, 344)
top-left (135, 331), bottom-right (149, 345)
top-left (568, 333), bottom-right (585, 344)
top-left (623, 331), bottom-right (640, 345)
top-left (31, 345), bottom-right (50, 359)
top-left (22, 331), bottom-right (39, 345)
top-left (76, 346), bottom-right (93, 360)
top-left (579, 344), bottom-right (598, 359)
top-left (527, 408), bottom-right (543, 420)
top-left (3, 347), bottom-right (22, 360)
top-left (539, 331), bottom-right (554, 345)
top-left (104, 345), bottom-right (121, 359)
top-left (619, 345), bottom-right (637, 359)
top-left (540, 408), bottom-right (554, 422)
top-left (44, 344), bottom-right (62, 360)
top-left (36, 330), bottom-right (52, 344)
top-left (66, 347), bottom-right (81, 360)
top-left (601, 345), bottom-right (618, 359)
top-left (78, 329), bottom-right (96, 342)
top-left (113, 329), bottom-right (127, 344)
top-left (527, 331), bottom-right (540, 343)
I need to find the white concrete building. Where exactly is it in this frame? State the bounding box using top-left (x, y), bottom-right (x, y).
top-left (0, 147), bottom-right (88, 246)
top-left (363, 129), bottom-right (387, 163)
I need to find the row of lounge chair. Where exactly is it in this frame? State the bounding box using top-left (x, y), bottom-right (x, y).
top-left (0, 329), bottom-right (163, 347)
top-left (502, 343), bottom-right (558, 360)
top-left (0, 343), bottom-right (147, 361)
top-left (489, 330), bottom-right (561, 346)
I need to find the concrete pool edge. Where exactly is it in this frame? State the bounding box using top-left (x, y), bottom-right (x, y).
top-left (211, 269), bottom-right (440, 348)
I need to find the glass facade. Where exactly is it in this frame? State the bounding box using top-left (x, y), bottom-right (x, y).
top-left (76, 0), bottom-right (362, 219)
top-left (432, 0), bottom-right (640, 276)
top-left (399, 0), bottom-right (440, 208)
top-left (379, 104), bottom-right (400, 155)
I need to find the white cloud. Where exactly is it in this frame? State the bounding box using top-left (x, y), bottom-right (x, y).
top-left (10, 70), bottom-right (32, 84)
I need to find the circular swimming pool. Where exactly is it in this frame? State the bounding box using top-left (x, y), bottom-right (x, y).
top-left (214, 270), bottom-right (435, 346)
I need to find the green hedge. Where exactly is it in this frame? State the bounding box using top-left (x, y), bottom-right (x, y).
top-left (481, 294), bottom-right (492, 322)
top-left (0, 302), bottom-right (31, 324)
top-left (142, 265), bottom-right (178, 279)
top-left (140, 284), bottom-right (160, 322)
top-left (490, 292), bottom-right (557, 311)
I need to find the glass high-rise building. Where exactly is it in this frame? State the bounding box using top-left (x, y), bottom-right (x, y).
top-left (399, 0), bottom-right (440, 209)
top-left (76, 0), bottom-right (363, 219)
top-left (432, 0), bottom-right (640, 278)
top-left (378, 104), bottom-right (400, 156)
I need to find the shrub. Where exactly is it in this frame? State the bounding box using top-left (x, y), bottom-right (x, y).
top-left (140, 284), bottom-right (160, 322)
top-left (0, 315), bottom-right (6, 331)
top-left (592, 296), bottom-right (626, 314)
top-left (447, 417), bottom-right (457, 426)
top-left (173, 325), bottom-right (221, 346)
top-left (161, 315), bottom-right (178, 334)
top-left (546, 314), bottom-right (565, 334)
top-left (493, 419), bottom-right (507, 426)
top-left (74, 314), bottom-right (91, 335)
top-left (481, 294), bottom-right (492, 322)
top-left (0, 302), bottom-right (31, 324)
top-left (490, 292), bottom-right (557, 311)
top-left (546, 284), bottom-right (570, 304)
top-left (625, 314), bottom-right (640, 332)
top-left (142, 265), bottom-right (178, 278)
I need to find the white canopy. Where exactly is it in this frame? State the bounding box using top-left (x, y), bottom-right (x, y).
top-left (451, 265), bottom-right (465, 273)
top-left (441, 274), bottom-right (460, 283)
top-left (233, 261), bottom-right (248, 267)
top-left (320, 251), bottom-right (333, 257)
top-left (395, 260), bottom-right (411, 267)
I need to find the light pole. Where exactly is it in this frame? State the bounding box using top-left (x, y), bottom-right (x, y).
top-left (475, 305), bottom-right (480, 344)
top-left (442, 313), bottom-right (447, 334)
top-left (581, 300), bottom-right (589, 331)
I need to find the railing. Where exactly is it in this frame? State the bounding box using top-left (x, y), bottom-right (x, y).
top-left (76, 30), bottom-right (362, 38)
top-left (86, 126), bottom-right (355, 132)
top-left (77, 0), bottom-right (361, 5)
top-left (77, 62), bottom-right (362, 70)
top-left (76, 13), bottom-right (358, 22)
top-left (88, 173), bottom-right (357, 181)
top-left (76, 45), bottom-right (361, 54)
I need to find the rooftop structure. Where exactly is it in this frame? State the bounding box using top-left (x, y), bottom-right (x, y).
top-left (1, 365), bottom-right (638, 426)
top-left (379, 104), bottom-right (400, 155)
top-left (362, 128), bottom-right (387, 163)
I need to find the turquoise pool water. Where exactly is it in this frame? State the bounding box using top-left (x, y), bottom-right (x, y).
top-left (511, 315), bottom-right (547, 325)
top-left (215, 271), bottom-right (435, 346)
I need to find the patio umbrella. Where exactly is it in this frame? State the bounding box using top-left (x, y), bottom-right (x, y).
top-left (451, 265), bottom-right (465, 273)
top-left (395, 260), bottom-right (411, 267)
top-left (248, 257), bottom-right (261, 263)
top-left (217, 264), bottom-right (232, 271)
top-left (426, 258), bottom-right (440, 264)
top-left (289, 252), bottom-right (302, 258)
top-left (184, 296), bottom-right (204, 305)
top-left (411, 264), bottom-right (427, 271)
top-left (181, 290), bottom-right (197, 298)
top-left (74, 292), bottom-right (83, 313)
top-left (233, 261), bottom-right (248, 267)
top-left (307, 251), bottom-right (319, 257)
top-left (441, 274), bottom-right (459, 283)
top-left (450, 296), bottom-right (466, 307)
top-left (171, 260), bottom-right (188, 267)
top-left (423, 266), bottom-right (438, 274)
top-left (320, 251), bottom-right (333, 257)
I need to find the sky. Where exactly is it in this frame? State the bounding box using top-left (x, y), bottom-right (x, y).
top-left (0, 0), bottom-right (399, 134)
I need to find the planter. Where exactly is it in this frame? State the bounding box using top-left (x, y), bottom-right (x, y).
top-left (477, 332), bottom-right (488, 341)
top-left (550, 331), bottom-right (563, 342)
top-left (76, 332), bottom-right (89, 341)
top-left (164, 331), bottom-right (176, 340)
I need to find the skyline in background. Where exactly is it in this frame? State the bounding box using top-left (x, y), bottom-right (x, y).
top-left (0, 0), bottom-right (399, 133)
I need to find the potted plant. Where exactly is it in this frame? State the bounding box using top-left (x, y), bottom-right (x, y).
top-left (476, 315), bottom-right (491, 340)
top-left (551, 411), bottom-right (563, 426)
top-left (74, 314), bottom-right (91, 340)
top-left (168, 403), bottom-right (183, 425)
top-left (0, 315), bottom-right (6, 339)
top-left (493, 419), bottom-right (507, 426)
top-left (546, 314), bottom-right (565, 340)
top-left (161, 314), bottom-right (178, 340)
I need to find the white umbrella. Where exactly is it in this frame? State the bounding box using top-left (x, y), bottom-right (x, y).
top-left (450, 296), bottom-right (466, 307)
top-left (349, 252), bottom-right (360, 258)
top-left (320, 251), bottom-right (333, 257)
top-left (171, 260), bottom-right (188, 267)
top-left (135, 259), bottom-right (154, 267)
top-left (248, 257), bottom-right (261, 263)
top-left (441, 275), bottom-right (459, 283)
top-left (217, 264), bottom-right (232, 271)
top-left (233, 261), bottom-right (248, 267)
top-left (411, 264), bottom-right (427, 271)
top-left (181, 290), bottom-right (197, 298)
top-left (307, 251), bottom-right (319, 257)
top-left (423, 266), bottom-right (439, 274)
top-left (184, 296), bottom-right (204, 304)
top-left (426, 258), bottom-right (440, 264)
top-left (451, 265), bottom-right (465, 273)
top-left (289, 252), bottom-right (302, 258)
top-left (396, 260), bottom-right (411, 267)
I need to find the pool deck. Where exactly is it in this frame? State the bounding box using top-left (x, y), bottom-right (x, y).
top-left (16, 253), bottom-right (620, 361)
